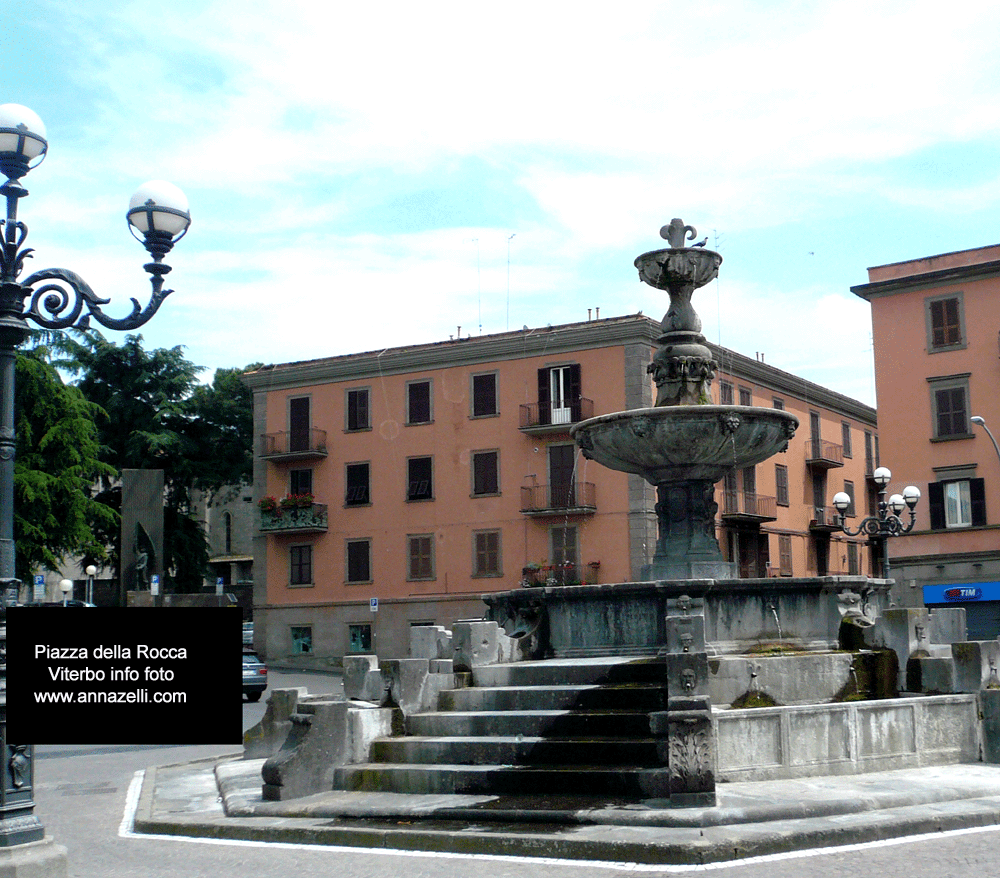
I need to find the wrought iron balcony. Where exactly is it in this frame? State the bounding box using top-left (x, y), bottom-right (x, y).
top-left (520, 481), bottom-right (596, 516)
top-left (518, 398), bottom-right (594, 433)
top-left (260, 428), bottom-right (328, 461)
top-left (521, 561), bottom-right (600, 587)
top-left (805, 438), bottom-right (844, 469)
top-left (809, 505), bottom-right (840, 531)
top-left (259, 501), bottom-right (328, 534)
top-left (720, 491), bottom-right (778, 523)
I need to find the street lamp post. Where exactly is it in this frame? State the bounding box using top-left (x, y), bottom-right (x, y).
top-left (85, 564), bottom-right (97, 606)
top-left (0, 103), bottom-right (189, 852)
top-left (971, 416), bottom-right (1000, 469)
top-left (832, 466), bottom-right (920, 580)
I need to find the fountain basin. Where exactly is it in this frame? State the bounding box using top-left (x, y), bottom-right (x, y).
top-left (571, 405), bottom-right (799, 484)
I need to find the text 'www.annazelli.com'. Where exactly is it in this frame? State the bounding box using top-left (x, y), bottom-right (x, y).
top-left (34, 690), bottom-right (187, 704)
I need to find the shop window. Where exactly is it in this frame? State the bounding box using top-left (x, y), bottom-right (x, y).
top-left (291, 626), bottom-right (312, 654)
top-left (348, 623), bottom-right (372, 653)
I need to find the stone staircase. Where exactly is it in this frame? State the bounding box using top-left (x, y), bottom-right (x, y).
top-left (332, 656), bottom-right (670, 798)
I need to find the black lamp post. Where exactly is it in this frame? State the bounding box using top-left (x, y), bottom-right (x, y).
top-left (832, 466), bottom-right (920, 579)
top-left (0, 103), bottom-right (189, 850)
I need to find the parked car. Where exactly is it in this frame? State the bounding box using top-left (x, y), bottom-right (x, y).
top-left (242, 621), bottom-right (253, 646)
top-left (242, 649), bottom-right (267, 702)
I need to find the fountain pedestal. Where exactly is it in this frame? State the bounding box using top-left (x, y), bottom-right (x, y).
top-left (646, 479), bottom-right (737, 580)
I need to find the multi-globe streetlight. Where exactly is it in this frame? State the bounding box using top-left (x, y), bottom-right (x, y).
top-left (832, 466), bottom-right (920, 579)
top-left (0, 103), bottom-right (189, 854)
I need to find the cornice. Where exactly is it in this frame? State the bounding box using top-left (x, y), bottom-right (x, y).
top-left (851, 259), bottom-right (1000, 300)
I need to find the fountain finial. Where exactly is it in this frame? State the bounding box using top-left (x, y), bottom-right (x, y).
top-left (659, 218), bottom-right (697, 249)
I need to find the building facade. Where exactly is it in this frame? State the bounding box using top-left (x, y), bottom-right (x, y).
top-left (853, 244), bottom-right (1000, 639)
top-left (244, 314), bottom-right (877, 662)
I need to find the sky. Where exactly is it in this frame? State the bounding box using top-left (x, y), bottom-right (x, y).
top-left (6, 1), bottom-right (1000, 408)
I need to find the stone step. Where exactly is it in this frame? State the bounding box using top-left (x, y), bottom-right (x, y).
top-left (437, 683), bottom-right (667, 713)
top-left (407, 709), bottom-right (653, 738)
top-left (369, 735), bottom-right (662, 766)
top-left (332, 762), bottom-right (670, 797)
top-left (472, 657), bottom-right (665, 689)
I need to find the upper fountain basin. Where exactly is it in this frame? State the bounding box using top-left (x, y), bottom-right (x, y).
top-left (634, 247), bottom-right (723, 292)
top-left (571, 405), bottom-right (799, 485)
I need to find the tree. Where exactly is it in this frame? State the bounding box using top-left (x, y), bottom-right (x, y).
top-left (13, 341), bottom-right (115, 583)
top-left (54, 331), bottom-right (257, 596)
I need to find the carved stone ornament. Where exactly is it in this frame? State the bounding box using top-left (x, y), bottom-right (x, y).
top-left (668, 722), bottom-right (713, 785)
top-left (719, 411), bottom-right (741, 434)
top-left (8, 745), bottom-right (29, 789)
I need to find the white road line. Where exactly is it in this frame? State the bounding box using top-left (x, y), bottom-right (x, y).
top-left (119, 771), bottom-right (1000, 874)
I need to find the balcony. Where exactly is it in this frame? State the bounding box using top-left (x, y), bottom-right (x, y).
top-left (720, 491), bottom-right (778, 523)
top-left (521, 561), bottom-right (600, 587)
top-left (805, 438), bottom-right (844, 469)
top-left (260, 429), bottom-right (328, 462)
top-left (519, 398), bottom-right (594, 434)
top-left (259, 501), bottom-right (329, 534)
top-left (808, 505), bottom-right (841, 532)
top-left (520, 482), bottom-right (596, 516)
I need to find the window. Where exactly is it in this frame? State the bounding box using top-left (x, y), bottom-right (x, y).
top-left (738, 386), bottom-right (752, 406)
top-left (288, 396), bottom-right (311, 453)
top-left (345, 462), bottom-right (370, 506)
top-left (775, 464), bottom-right (789, 507)
top-left (346, 387), bottom-right (370, 432)
top-left (846, 543), bottom-right (859, 576)
top-left (929, 375), bottom-right (971, 439)
top-left (473, 530), bottom-right (502, 577)
top-left (407, 380), bottom-right (432, 424)
top-left (550, 524), bottom-right (578, 569)
top-left (778, 534), bottom-right (793, 576)
top-left (223, 511), bottom-right (232, 554)
top-left (408, 534), bottom-right (435, 580)
top-left (929, 478), bottom-right (986, 529)
top-left (289, 545), bottom-right (312, 586)
top-left (472, 373), bottom-right (498, 417)
top-left (472, 450), bottom-right (499, 496)
top-left (291, 626), bottom-right (312, 654)
top-left (407, 456), bottom-right (433, 501)
top-left (841, 422), bottom-right (852, 458)
top-left (290, 468), bottom-right (313, 497)
top-left (537, 364), bottom-right (581, 424)
top-left (719, 381), bottom-right (734, 405)
top-left (925, 293), bottom-right (965, 351)
top-left (772, 397), bottom-right (785, 411)
top-left (842, 480), bottom-right (856, 517)
top-left (348, 623), bottom-right (372, 653)
top-left (346, 539), bottom-right (371, 583)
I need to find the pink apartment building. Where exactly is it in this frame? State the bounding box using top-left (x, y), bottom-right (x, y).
top-left (853, 244), bottom-right (1000, 639)
top-left (244, 314), bottom-right (877, 663)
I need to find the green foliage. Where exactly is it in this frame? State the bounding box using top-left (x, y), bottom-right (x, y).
top-left (13, 343), bottom-right (116, 581)
top-left (49, 330), bottom-right (258, 596)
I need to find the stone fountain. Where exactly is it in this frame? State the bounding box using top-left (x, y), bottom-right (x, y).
top-left (244, 220), bottom-right (996, 819)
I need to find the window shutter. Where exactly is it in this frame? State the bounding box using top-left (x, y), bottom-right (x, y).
top-left (928, 481), bottom-right (945, 530)
top-left (537, 369), bottom-right (551, 424)
top-left (568, 364), bottom-right (582, 421)
top-left (970, 477), bottom-right (987, 526)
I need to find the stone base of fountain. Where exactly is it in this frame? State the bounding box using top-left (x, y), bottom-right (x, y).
top-left (484, 575), bottom-right (888, 660)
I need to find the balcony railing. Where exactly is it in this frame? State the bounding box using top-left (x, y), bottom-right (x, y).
top-left (809, 505), bottom-right (840, 531)
top-left (519, 398), bottom-right (594, 432)
top-left (260, 502), bottom-right (329, 534)
top-left (720, 491), bottom-right (778, 522)
top-left (521, 562), bottom-right (600, 587)
top-left (260, 428), bottom-right (328, 461)
top-left (520, 481), bottom-right (596, 516)
top-left (806, 438), bottom-right (844, 469)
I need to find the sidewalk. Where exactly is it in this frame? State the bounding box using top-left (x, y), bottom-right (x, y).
top-left (132, 756), bottom-right (1000, 865)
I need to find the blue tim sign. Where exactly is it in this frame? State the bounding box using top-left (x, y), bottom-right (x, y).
top-left (923, 581), bottom-right (1000, 604)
